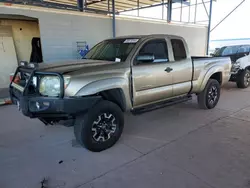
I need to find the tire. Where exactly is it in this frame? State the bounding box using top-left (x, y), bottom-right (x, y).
top-left (74, 100), bottom-right (124, 152)
top-left (236, 69), bottom-right (250, 88)
top-left (197, 79), bottom-right (220, 109)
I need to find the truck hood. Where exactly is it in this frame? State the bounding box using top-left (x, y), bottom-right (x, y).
top-left (38, 60), bottom-right (117, 74)
top-left (236, 55), bottom-right (250, 68)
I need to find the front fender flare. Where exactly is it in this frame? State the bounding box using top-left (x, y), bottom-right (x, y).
top-left (75, 78), bottom-right (132, 110)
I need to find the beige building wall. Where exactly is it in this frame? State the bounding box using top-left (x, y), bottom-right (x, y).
top-left (0, 5), bottom-right (207, 63)
top-left (116, 17), bottom-right (207, 56)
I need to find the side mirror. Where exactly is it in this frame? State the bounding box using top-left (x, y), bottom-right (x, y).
top-left (136, 54), bottom-right (155, 63)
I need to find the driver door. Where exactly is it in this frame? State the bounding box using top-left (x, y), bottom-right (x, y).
top-left (132, 38), bottom-right (173, 107)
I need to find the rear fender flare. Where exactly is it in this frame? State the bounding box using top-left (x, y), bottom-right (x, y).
top-left (199, 66), bottom-right (224, 91)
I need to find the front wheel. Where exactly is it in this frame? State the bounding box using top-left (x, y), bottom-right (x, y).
top-left (197, 79), bottom-right (221, 109)
top-left (74, 100), bottom-right (124, 152)
top-left (237, 69), bottom-right (250, 88)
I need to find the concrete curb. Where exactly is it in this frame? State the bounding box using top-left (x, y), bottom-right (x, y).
top-left (0, 98), bottom-right (12, 106)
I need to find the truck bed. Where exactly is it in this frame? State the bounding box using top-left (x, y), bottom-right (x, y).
top-left (191, 56), bottom-right (231, 60)
top-left (190, 56), bottom-right (232, 93)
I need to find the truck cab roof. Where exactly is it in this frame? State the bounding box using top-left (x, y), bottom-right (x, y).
top-left (109, 34), bottom-right (184, 41)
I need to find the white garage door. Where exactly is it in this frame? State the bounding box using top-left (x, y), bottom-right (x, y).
top-left (0, 26), bottom-right (18, 89)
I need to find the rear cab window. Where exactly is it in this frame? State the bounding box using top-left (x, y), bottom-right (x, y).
top-left (171, 39), bottom-right (187, 61)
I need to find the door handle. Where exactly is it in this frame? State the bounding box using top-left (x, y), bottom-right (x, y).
top-left (165, 67), bottom-right (173, 73)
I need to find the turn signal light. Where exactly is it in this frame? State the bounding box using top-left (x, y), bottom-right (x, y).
top-left (10, 74), bottom-right (20, 84)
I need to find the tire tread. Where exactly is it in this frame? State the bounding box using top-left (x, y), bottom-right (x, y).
top-left (197, 79), bottom-right (220, 109)
top-left (237, 69), bottom-right (250, 88)
top-left (74, 100), bottom-right (124, 152)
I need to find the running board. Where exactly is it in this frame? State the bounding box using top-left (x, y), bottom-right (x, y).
top-left (131, 95), bottom-right (192, 115)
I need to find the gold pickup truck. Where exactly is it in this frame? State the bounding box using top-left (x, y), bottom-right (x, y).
top-left (10, 35), bottom-right (231, 152)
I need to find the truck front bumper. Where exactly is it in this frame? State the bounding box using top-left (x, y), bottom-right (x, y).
top-left (9, 65), bottom-right (102, 121)
top-left (11, 93), bottom-right (101, 119)
top-left (230, 73), bottom-right (238, 82)
top-left (229, 67), bottom-right (241, 82)
top-left (10, 83), bottom-right (101, 121)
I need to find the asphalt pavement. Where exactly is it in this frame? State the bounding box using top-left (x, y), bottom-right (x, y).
top-left (1, 83), bottom-right (250, 188)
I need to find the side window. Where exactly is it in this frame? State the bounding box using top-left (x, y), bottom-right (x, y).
top-left (171, 39), bottom-right (187, 61)
top-left (138, 39), bottom-right (168, 63)
top-left (238, 45), bottom-right (250, 54)
top-left (222, 46), bottom-right (238, 56)
top-left (246, 45), bottom-right (250, 53)
top-left (247, 45), bottom-right (250, 53)
top-left (237, 46), bottom-right (248, 53)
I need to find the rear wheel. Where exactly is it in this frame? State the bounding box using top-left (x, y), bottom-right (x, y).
top-left (74, 100), bottom-right (124, 152)
top-left (237, 69), bottom-right (250, 88)
top-left (197, 79), bottom-right (220, 109)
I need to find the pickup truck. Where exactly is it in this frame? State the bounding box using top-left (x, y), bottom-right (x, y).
top-left (212, 45), bottom-right (250, 88)
top-left (9, 35), bottom-right (232, 152)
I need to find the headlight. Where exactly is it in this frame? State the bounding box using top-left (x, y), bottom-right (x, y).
top-left (231, 61), bottom-right (241, 72)
top-left (39, 76), bottom-right (61, 96)
top-left (232, 61), bottom-right (240, 67)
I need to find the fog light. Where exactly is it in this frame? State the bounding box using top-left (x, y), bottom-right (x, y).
top-left (35, 102), bottom-right (40, 109)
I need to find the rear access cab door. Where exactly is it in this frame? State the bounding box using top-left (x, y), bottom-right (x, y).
top-left (168, 37), bottom-right (193, 96)
top-left (131, 36), bottom-right (193, 108)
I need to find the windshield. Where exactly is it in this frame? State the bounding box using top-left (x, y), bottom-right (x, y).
top-left (84, 39), bottom-right (139, 62)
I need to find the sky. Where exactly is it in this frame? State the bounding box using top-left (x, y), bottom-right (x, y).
top-left (121, 0), bottom-right (250, 40)
top-left (210, 0), bottom-right (250, 40)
